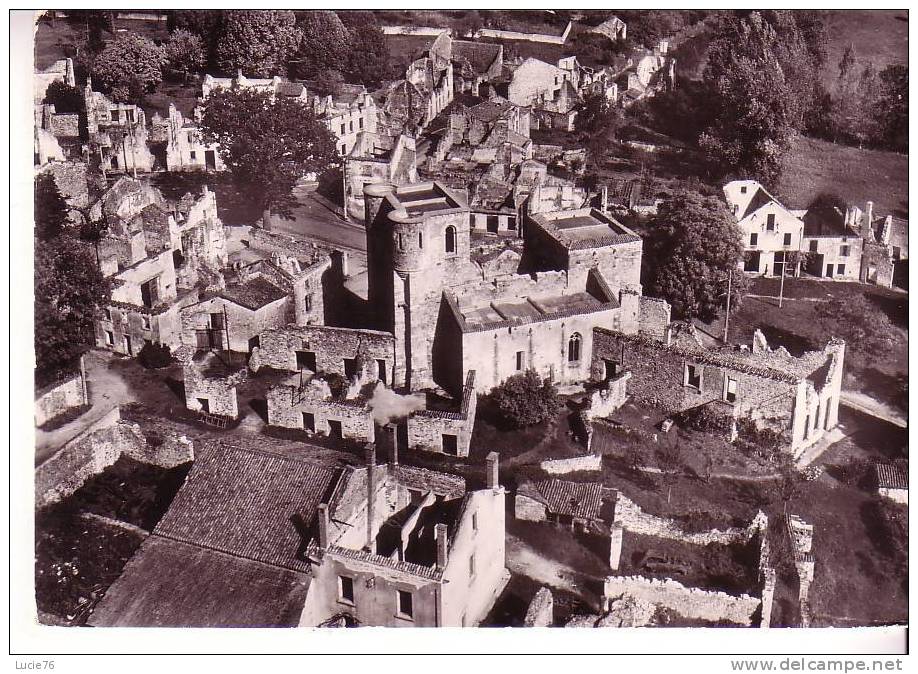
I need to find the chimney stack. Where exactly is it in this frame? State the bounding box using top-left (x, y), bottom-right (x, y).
top-left (317, 503), bottom-right (330, 549)
top-left (386, 424), bottom-right (399, 466)
top-left (601, 185), bottom-right (608, 213)
top-left (435, 523), bottom-right (448, 569)
top-left (863, 201), bottom-right (875, 240)
top-left (486, 451), bottom-right (500, 490)
top-left (365, 443), bottom-right (377, 553)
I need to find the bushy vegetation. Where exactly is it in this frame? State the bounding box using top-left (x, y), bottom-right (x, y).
top-left (137, 342), bottom-right (173, 370)
top-left (489, 370), bottom-right (563, 429)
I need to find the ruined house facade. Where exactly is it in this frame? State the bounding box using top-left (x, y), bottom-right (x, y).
top-left (591, 327), bottom-right (845, 456)
top-left (299, 449), bottom-right (509, 627)
top-left (344, 133), bottom-right (419, 220)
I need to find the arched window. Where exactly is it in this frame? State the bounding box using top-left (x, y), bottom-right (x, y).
top-left (445, 225), bottom-right (456, 254)
top-left (567, 333), bottom-right (582, 363)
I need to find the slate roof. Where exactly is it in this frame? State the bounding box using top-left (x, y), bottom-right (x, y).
top-left (219, 275), bottom-right (288, 311)
top-left (452, 40), bottom-right (502, 75)
top-left (876, 463), bottom-right (908, 490)
top-left (520, 479), bottom-right (605, 521)
top-left (87, 537), bottom-right (312, 628)
top-left (154, 440), bottom-right (343, 571)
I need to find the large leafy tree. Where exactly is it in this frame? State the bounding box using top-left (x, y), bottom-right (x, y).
top-left (290, 10), bottom-right (351, 80)
top-left (876, 65), bottom-right (908, 152)
top-left (35, 174), bottom-right (71, 242)
top-left (699, 12), bottom-right (812, 183)
top-left (340, 14), bottom-right (397, 87)
top-left (644, 191), bottom-right (748, 320)
top-left (490, 370), bottom-right (563, 429)
top-left (43, 81), bottom-right (83, 114)
top-left (35, 238), bottom-right (111, 378)
top-left (90, 33), bottom-right (166, 103)
top-left (199, 87), bottom-right (339, 228)
top-left (215, 10), bottom-right (300, 78)
top-left (167, 10), bottom-right (225, 70)
top-left (163, 28), bottom-right (206, 79)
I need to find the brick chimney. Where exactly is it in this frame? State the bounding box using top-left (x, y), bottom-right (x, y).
top-left (317, 503), bottom-right (330, 549)
top-left (486, 451), bottom-right (500, 490)
top-left (435, 523), bottom-right (448, 569)
top-left (365, 444), bottom-right (377, 553)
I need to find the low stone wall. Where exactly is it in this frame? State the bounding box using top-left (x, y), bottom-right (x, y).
top-left (603, 575), bottom-right (761, 626)
top-left (35, 410), bottom-right (194, 509)
top-left (381, 25), bottom-right (449, 36)
top-left (514, 493), bottom-right (548, 522)
top-left (613, 493), bottom-right (767, 546)
top-left (35, 361), bottom-right (88, 427)
top-left (524, 587), bottom-right (554, 627)
top-left (540, 454), bottom-right (601, 475)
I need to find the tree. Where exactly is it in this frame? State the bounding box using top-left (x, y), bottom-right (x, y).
top-left (90, 33), bottom-right (166, 103)
top-left (312, 69), bottom-right (345, 97)
top-left (875, 65), bottom-right (908, 152)
top-left (35, 237), bottom-right (111, 377)
top-left (215, 10), bottom-right (300, 78)
top-left (168, 10), bottom-right (225, 70)
top-left (827, 46), bottom-right (882, 147)
top-left (489, 370), bottom-right (563, 429)
top-left (290, 10), bottom-right (351, 80)
top-left (644, 191), bottom-right (748, 321)
top-left (815, 294), bottom-right (897, 365)
top-left (163, 28), bottom-right (206, 79)
top-left (454, 10), bottom-right (484, 39)
top-left (35, 174), bottom-right (71, 242)
top-left (43, 81), bottom-right (83, 114)
top-left (199, 87), bottom-right (339, 228)
top-left (699, 12), bottom-right (810, 183)
top-left (344, 21), bottom-right (396, 87)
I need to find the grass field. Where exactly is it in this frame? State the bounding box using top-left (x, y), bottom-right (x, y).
top-left (820, 10), bottom-right (908, 86)
top-left (777, 135), bottom-right (908, 218)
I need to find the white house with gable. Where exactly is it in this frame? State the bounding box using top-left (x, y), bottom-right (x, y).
top-left (724, 180), bottom-right (805, 277)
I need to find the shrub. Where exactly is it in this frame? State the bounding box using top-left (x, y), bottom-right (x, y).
top-left (137, 342), bottom-right (173, 369)
top-left (678, 405), bottom-right (733, 434)
top-left (490, 370), bottom-right (563, 429)
top-left (316, 371), bottom-right (348, 399)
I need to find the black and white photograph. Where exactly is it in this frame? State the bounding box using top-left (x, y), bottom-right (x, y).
top-left (11, 3), bottom-right (910, 663)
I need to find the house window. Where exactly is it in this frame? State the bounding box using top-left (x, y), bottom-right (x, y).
top-left (187, 132), bottom-right (194, 144)
top-left (809, 240), bottom-right (818, 253)
top-left (104, 330), bottom-right (114, 346)
top-left (418, 231), bottom-right (423, 248)
top-left (445, 225), bottom-right (457, 253)
top-left (396, 590), bottom-right (413, 619)
top-left (515, 351), bottom-right (524, 371)
top-left (103, 307), bottom-right (112, 321)
top-left (685, 364), bottom-right (701, 389)
top-left (140, 277), bottom-right (160, 309)
top-left (126, 109), bottom-right (135, 123)
top-left (359, 117), bottom-right (364, 129)
top-left (339, 575), bottom-right (355, 604)
top-left (472, 512), bottom-right (478, 531)
top-left (296, 350), bottom-right (317, 371)
top-left (469, 554), bottom-right (476, 579)
top-left (190, 150), bottom-right (197, 161)
top-left (750, 233), bottom-right (758, 247)
top-left (304, 295), bottom-right (313, 312)
top-left (733, 204), bottom-right (739, 216)
top-left (740, 185), bottom-right (747, 194)
top-left (783, 233), bottom-right (792, 246)
top-left (340, 144), bottom-right (347, 155)
top-left (442, 433), bottom-right (458, 456)
top-left (377, 359), bottom-right (387, 384)
top-left (766, 214), bottom-right (776, 231)
top-left (111, 109), bottom-right (120, 122)
top-left (349, 121), bottom-right (354, 132)
top-left (141, 314), bottom-right (151, 330)
top-left (725, 377), bottom-right (737, 403)
top-left (567, 333), bottom-right (582, 363)
top-left (840, 245), bottom-right (850, 257)
top-left (340, 123), bottom-right (346, 134)
top-left (838, 263), bottom-right (846, 275)
top-left (303, 412), bottom-right (315, 432)
top-left (397, 233), bottom-right (404, 250)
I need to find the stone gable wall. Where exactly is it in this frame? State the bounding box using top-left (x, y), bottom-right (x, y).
top-left (35, 366), bottom-right (88, 427)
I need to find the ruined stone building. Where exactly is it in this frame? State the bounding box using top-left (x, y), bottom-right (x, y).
top-left (150, 103), bottom-right (224, 172)
top-left (93, 178), bottom-right (227, 355)
top-left (451, 39), bottom-right (504, 96)
top-left (362, 181), bottom-right (658, 395)
top-left (89, 439), bottom-right (508, 628)
top-left (33, 57), bottom-right (76, 103)
top-left (502, 57), bottom-right (582, 131)
top-left (590, 15), bottom-right (628, 42)
top-left (84, 82), bottom-right (155, 173)
top-left (344, 132), bottom-right (419, 219)
top-left (591, 327), bottom-right (846, 457)
top-left (404, 31), bottom-right (455, 127)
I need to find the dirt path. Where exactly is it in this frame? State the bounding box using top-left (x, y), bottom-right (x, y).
top-left (505, 534), bottom-right (602, 605)
top-left (840, 391), bottom-right (907, 429)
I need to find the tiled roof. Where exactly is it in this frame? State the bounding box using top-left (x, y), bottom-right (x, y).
top-left (154, 440), bottom-right (343, 571)
top-left (469, 98), bottom-right (513, 123)
top-left (219, 275), bottom-right (288, 311)
top-left (521, 479), bottom-right (605, 520)
top-left (87, 537), bottom-right (311, 627)
top-left (876, 463), bottom-right (908, 490)
top-left (452, 40), bottom-right (502, 75)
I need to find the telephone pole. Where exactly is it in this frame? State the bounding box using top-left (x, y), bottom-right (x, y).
top-left (778, 253), bottom-right (786, 308)
top-left (723, 268), bottom-right (732, 345)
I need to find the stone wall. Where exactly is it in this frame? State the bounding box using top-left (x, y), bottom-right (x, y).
top-left (514, 493), bottom-right (548, 522)
top-left (584, 371), bottom-right (630, 422)
top-left (540, 454), bottom-right (601, 475)
top-left (638, 296), bottom-right (671, 340)
top-left (613, 493), bottom-right (768, 547)
top-left (257, 325), bottom-right (396, 385)
top-left (524, 587), bottom-right (554, 627)
top-left (603, 575), bottom-right (761, 626)
top-left (35, 361), bottom-right (88, 427)
top-left (266, 380), bottom-right (376, 443)
top-left (35, 410), bottom-right (194, 509)
top-left (406, 371), bottom-right (477, 456)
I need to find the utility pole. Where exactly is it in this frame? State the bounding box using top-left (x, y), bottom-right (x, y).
top-left (778, 253), bottom-right (786, 308)
top-left (722, 268), bottom-right (732, 345)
